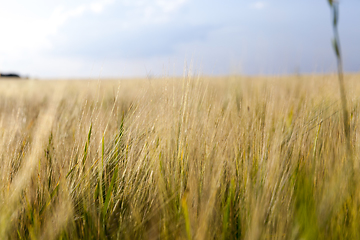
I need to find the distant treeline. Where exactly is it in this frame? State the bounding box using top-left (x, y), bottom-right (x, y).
top-left (0, 73), bottom-right (22, 78)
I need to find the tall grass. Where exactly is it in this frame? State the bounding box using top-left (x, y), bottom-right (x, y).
top-left (328, 0), bottom-right (352, 165)
top-left (0, 74), bottom-right (360, 239)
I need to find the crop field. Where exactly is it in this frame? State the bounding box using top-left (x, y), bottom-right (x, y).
top-left (1, 74), bottom-right (360, 239)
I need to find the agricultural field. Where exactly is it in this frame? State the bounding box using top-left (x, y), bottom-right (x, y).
top-left (0, 74), bottom-right (360, 239)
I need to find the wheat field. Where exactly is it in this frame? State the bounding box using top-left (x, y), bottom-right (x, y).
top-left (0, 74), bottom-right (360, 239)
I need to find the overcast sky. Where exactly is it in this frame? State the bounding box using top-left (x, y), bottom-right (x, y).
top-left (0, 0), bottom-right (359, 78)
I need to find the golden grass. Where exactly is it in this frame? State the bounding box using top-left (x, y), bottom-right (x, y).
top-left (0, 74), bottom-right (360, 239)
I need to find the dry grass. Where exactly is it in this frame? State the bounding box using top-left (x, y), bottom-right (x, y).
top-left (0, 74), bottom-right (360, 239)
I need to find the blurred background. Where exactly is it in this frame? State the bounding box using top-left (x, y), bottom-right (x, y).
top-left (0, 0), bottom-right (359, 79)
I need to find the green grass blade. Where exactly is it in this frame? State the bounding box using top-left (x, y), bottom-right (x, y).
top-left (103, 165), bottom-right (118, 216)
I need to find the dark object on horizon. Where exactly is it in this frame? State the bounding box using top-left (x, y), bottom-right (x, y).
top-left (0, 73), bottom-right (21, 78)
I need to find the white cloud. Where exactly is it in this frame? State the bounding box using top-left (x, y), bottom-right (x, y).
top-left (250, 1), bottom-right (266, 10)
top-left (90, 0), bottom-right (115, 14)
top-left (49, 5), bottom-right (86, 31)
top-left (0, 10), bottom-right (52, 59)
top-left (91, 3), bottom-right (105, 13)
top-left (0, 0), bottom-right (189, 76)
top-left (50, 0), bottom-right (115, 29)
top-left (155, 0), bottom-right (188, 13)
top-left (118, 0), bottom-right (189, 26)
top-left (0, 0), bottom-right (115, 64)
